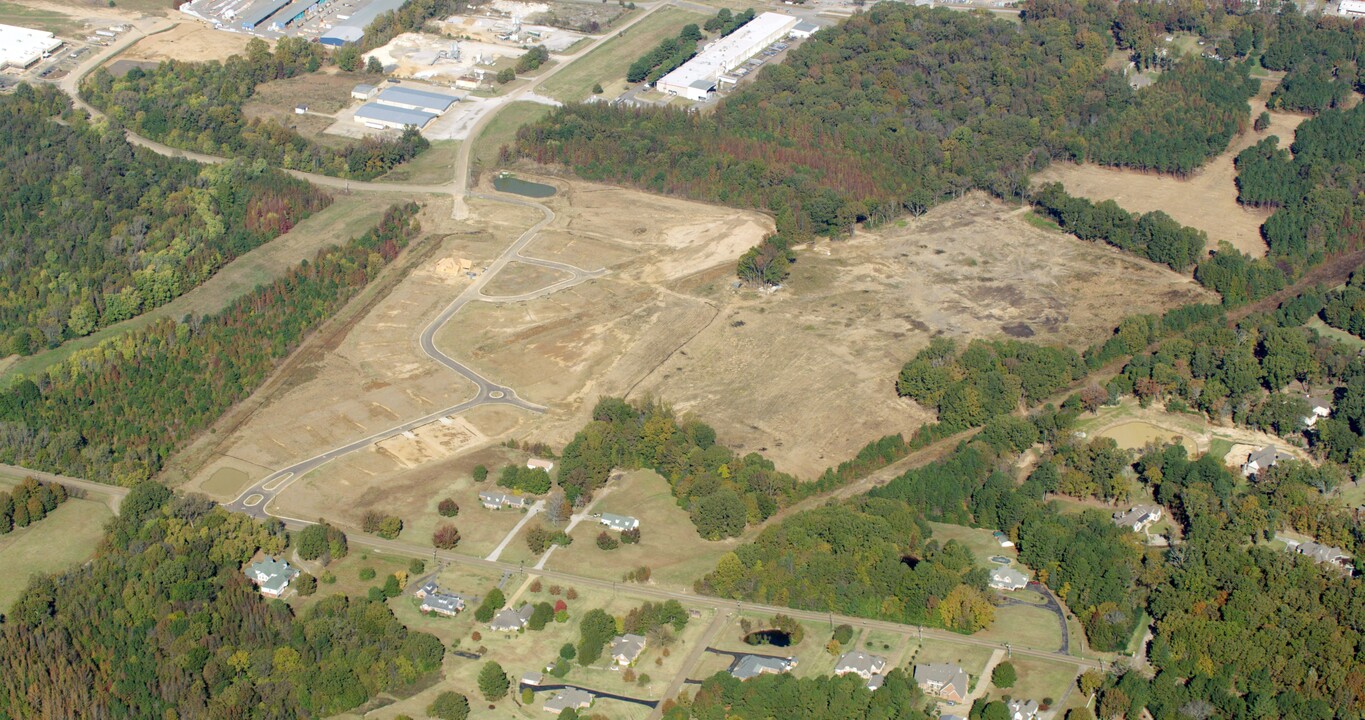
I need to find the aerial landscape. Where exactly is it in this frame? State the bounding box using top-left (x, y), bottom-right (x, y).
top-left (1, 0), bottom-right (1365, 717)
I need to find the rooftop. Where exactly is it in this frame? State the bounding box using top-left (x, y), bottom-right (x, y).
top-left (835, 650), bottom-right (886, 676)
top-left (610, 633), bottom-right (647, 660)
top-left (0, 23), bottom-right (62, 69)
top-left (354, 103), bottom-right (438, 128)
top-left (374, 85), bottom-right (459, 112)
top-left (657, 12), bottom-right (799, 92)
top-left (544, 687), bottom-right (593, 712)
top-left (732, 655), bottom-right (792, 680)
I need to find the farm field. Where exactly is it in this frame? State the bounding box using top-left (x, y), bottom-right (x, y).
top-left (0, 488), bottom-right (112, 611)
top-left (538, 7), bottom-right (707, 102)
top-left (1034, 95), bottom-right (1304, 258)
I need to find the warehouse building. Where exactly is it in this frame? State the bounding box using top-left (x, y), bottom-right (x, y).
top-left (238, 0), bottom-right (295, 30)
top-left (373, 85), bottom-right (460, 113)
top-left (656, 12), bottom-right (799, 101)
top-left (354, 103), bottom-right (439, 129)
top-left (1340, 0), bottom-right (1365, 17)
top-left (0, 23), bottom-right (62, 70)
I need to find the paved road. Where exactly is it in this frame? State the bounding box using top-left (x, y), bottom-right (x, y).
top-left (649, 609), bottom-right (734, 719)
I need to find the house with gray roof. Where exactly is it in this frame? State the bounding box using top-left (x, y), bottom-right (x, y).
top-left (834, 650), bottom-right (887, 680)
top-left (1112, 504), bottom-right (1163, 533)
top-left (543, 687), bottom-right (593, 714)
top-left (731, 655), bottom-right (796, 680)
top-left (989, 566), bottom-right (1030, 592)
top-left (244, 557), bottom-right (299, 598)
top-left (609, 633), bottom-right (647, 665)
top-left (599, 512), bottom-right (639, 532)
top-left (414, 578), bottom-right (440, 598)
top-left (1008, 698), bottom-right (1040, 720)
top-left (490, 603), bottom-right (535, 632)
top-left (915, 663), bottom-right (969, 703)
top-left (1304, 394), bottom-right (1333, 427)
top-left (1242, 445), bottom-right (1289, 478)
top-left (480, 490), bottom-right (531, 510)
top-left (419, 592), bottom-right (465, 617)
top-left (521, 671), bottom-right (544, 687)
top-left (1297, 541), bottom-right (1354, 573)
top-left (351, 83), bottom-right (377, 100)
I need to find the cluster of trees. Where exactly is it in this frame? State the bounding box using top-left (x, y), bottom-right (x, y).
top-left (1031, 184), bottom-right (1207, 272)
top-left (576, 608), bottom-right (618, 665)
top-left (497, 464), bottom-right (552, 494)
top-left (359, 0), bottom-right (465, 51)
top-left (1031, 436), bottom-right (1134, 503)
top-left (736, 233), bottom-right (796, 286)
top-left (82, 38), bottom-right (430, 180)
top-left (518, 4), bottom-right (1263, 280)
top-left (295, 521), bottom-right (349, 563)
top-left (473, 587), bottom-right (506, 622)
top-left (896, 338), bottom-right (1084, 437)
top-left (665, 669), bottom-right (930, 720)
top-left (621, 600), bottom-right (688, 636)
top-left (361, 511), bottom-right (403, 539)
top-left (0, 483), bottom-right (444, 717)
top-left (0, 203), bottom-right (422, 484)
top-left (626, 22), bottom-right (703, 84)
top-left (0, 85), bottom-right (331, 353)
top-left (702, 7), bottom-right (755, 36)
top-left (516, 45), bottom-right (550, 73)
top-left (0, 477), bottom-right (67, 534)
top-left (1322, 272), bottom-right (1365, 339)
top-left (1261, 10), bottom-right (1365, 113)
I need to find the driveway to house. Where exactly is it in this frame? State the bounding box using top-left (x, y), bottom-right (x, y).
top-left (485, 500), bottom-right (546, 562)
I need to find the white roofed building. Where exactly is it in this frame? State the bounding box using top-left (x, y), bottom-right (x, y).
top-left (1341, 0), bottom-right (1365, 18)
top-left (656, 13), bottom-right (800, 101)
top-left (0, 24), bottom-right (62, 70)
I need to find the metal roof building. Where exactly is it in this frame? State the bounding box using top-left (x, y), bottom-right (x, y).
top-left (354, 103), bottom-right (439, 129)
top-left (656, 12), bottom-right (799, 101)
top-left (239, 0), bottom-right (293, 30)
top-left (374, 86), bottom-right (459, 113)
top-left (0, 24), bottom-right (62, 70)
top-left (321, 25), bottom-right (364, 46)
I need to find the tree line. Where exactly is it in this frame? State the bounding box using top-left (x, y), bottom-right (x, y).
top-left (0, 203), bottom-right (422, 484)
top-left (82, 37), bottom-right (430, 180)
top-left (665, 669), bottom-right (930, 719)
top-left (0, 476), bottom-right (67, 534)
top-left (0, 483), bottom-right (445, 718)
top-left (626, 8), bottom-right (755, 85)
top-left (0, 84), bottom-right (330, 355)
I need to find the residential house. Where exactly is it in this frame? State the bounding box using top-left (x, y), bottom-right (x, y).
top-left (1008, 699), bottom-right (1040, 720)
top-left (1297, 541), bottom-right (1355, 573)
top-left (835, 650), bottom-right (887, 689)
top-left (490, 604), bottom-right (535, 632)
top-left (992, 530), bottom-right (1014, 548)
top-left (1304, 394), bottom-right (1333, 427)
top-left (915, 663), bottom-right (969, 703)
top-left (1242, 446), bottom-right (1289, 478)
top-left (609, 633), bottom-right (647, 666)
top-left (521, 671), bottom-right (544, 687)
top-left (480, 490), bottom-right (531, 510)
top-left (731, 655), bottom-right (797, 680)
top-left (414, 579), bottom-right (439, 599)
top-left (989, 566), bottom-right (1030, 592)
top-left (419, 592), bottom-right (465, 617)
top-left (1111, 504), bottom-right (1163, 533)
top-left (543, 688), bottom-right (593, 714)
top-left (244, 557), bottom-right (299, 598)
top-left (599, 512), bottom-right (640, 532)
top-left (527, 458), bottom-right (555, 472)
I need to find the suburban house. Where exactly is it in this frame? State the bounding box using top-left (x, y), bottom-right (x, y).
top-left (915, 663), bottom-right (969, 703)
top-left (1008, 699), bottom-right (1041, 720)
top-left (599, 512), bottom-right (640, 532)
top-left (244, 557), bottom-right (299, 598)
top-left (480, 490), bottom-right (531, 510)
top-left (989, 566), bottom-right (1030, 592)
top-left (490, 604), bottom-right (535, 632)
top-left (521, 671), bottom-right (544, 687)
top-left (731, 655), bottom-right (797, 680)
top-left (543, 688), bottom-right (593, 714)
top-left (1242, 446), bottom-right (1289, 478)
top-left (414, 579), bottom-right (439, 599)
top-left (1296, 541), bottom-right (1355, 573)
top-left (1303, 394), bottom-right (1333, 427)
top-left (527, 458), bottom-right (555, 472)
top-left (419, 592), bottom-right (465, 617)
top-left (835, 650), bottom-right (887, 689)
top-left (992, 530), bottom-right (1014, 548)
top-left (1112, 504), bottom-right (1164, 533)
top-left (609, 633), bottom-right (647, 666)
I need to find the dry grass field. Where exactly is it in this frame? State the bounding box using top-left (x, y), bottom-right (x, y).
top-left (120, 21), bottom-right (251, 62)
top-left (0, 479), bottom-right (112, 611)
top-left (1034, 91), bottom-right (1306, 258)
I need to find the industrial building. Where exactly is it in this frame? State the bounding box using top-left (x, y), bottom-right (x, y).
top-left (354, 103), bottom-right (439, 129)
top-left (1340, 0), bottom-right (1365, 17)
top-left (655, 12), bottom-right (799, 101)
top-left (0, 23), bottom-right (62, 70)
top-left (373, 85), bottom-right (459, 113)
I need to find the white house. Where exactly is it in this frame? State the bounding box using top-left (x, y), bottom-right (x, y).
top-left (480, 490), bottom-right (531, 510)
top-left (1112, 504), bottom-right (1163, 533)
top-left (244, 557), bottom-right (299, 598)
top-left (419, 592), bottom-right (465, 617)
top-left (731, 655), bottom-right (796, 680)
top-left (1008, 699), bottom-right (1041, 720)
top-left (989, 566), bottom-right (1030, 592)
top-left (835, 650), bottom-right (887, 689)
top-left (609, 633), bottom-right (647, 665)
top-left (527, 458), bottom-right (555, 472)
top-left (1297, 541), bottom-right (1355, 573)
top-left (915, 663), bottom-right (969, 703)
top-left (1303, 394), bottom-right (1332, 427)
top-left (992, 530), bottom-right (1014, 548)
top-left (351, 83), bottom-right (377, 100)
top-left (1242, 446), bottom-right (1289, 478)
top-left (490, 604), bottom-right (535, 632)
top-left (1340, 0), bottom-right (1365, 18)
top-left (544, 688), bottom-right (593, 714)
top-left (599, 512), bottom-right (639, 532)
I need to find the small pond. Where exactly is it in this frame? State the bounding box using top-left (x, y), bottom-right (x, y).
top-left (494, 173), bottom-right (556, 198)
top-left (744, 630), bottom-right (792, 647)
top-left (990, 555), bottom-right (1012, 564)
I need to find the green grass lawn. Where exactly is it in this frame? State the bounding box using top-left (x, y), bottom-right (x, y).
top-left (0, 1), bottom-right (81, 34)
top-left (378, 139), bottom-right (461, 184)
top-left (539, 7), bottom-right (707, 103)
top-left (910, 639), bottom-right (995, 684)
top-left (1308, 317), bottom-right (1365, 351)
top-left (1021, 210), bottom-right (1062, 233)
top-left (984, 656), bottom-right (1078, 707)
top-left (471, 102), bottom-right (554, 174)
top-left (974, 603), bottom-right (1064, 653)
top-left (927, 521), bottom-right (1016, 566)
top-left (0, 496), bottom-right (112, 610)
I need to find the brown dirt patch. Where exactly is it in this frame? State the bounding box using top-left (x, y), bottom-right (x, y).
top-left (1035, 95), bottom-right (1305, 258)
top-left (480, 260), bottom-right (571, 296)
top-left (121, 22), bottom-right (250, 63)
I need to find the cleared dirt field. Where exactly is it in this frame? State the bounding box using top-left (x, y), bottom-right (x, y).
top-left (242, 71), bottom-right (370, 145)
top-left (120, 21), bottom-right (251, 62)
top-left (1035, 93), bottom-right (1305, 258)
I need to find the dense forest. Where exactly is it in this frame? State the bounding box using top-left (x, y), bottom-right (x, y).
top-left (0, 483), bottom-right (444, 718)
top-left (0, 84), bottom-right (330, 354)
top-left (82, 38), bottom-right (429, 180)
top-left (557, 398), bottom-right (906, 538)
top-left (0, 203), bottom-right (422, 484)
top-left (665, 669), bottom-right (930, 719)
top-left (515, 2), bottom-right (1254, 269)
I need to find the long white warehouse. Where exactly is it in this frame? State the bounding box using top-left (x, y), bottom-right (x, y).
top-left (656, 12), bottom-right (798, 101)
top-left (0, 24), bottom-right (62, 70)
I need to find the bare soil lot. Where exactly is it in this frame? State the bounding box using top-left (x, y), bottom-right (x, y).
top-left (1035, 94), bottom-right (1305, 258)
top-left (243, 71), bottom-right (372, 145)
top-left (120, 21), bottom-right (251, 62)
